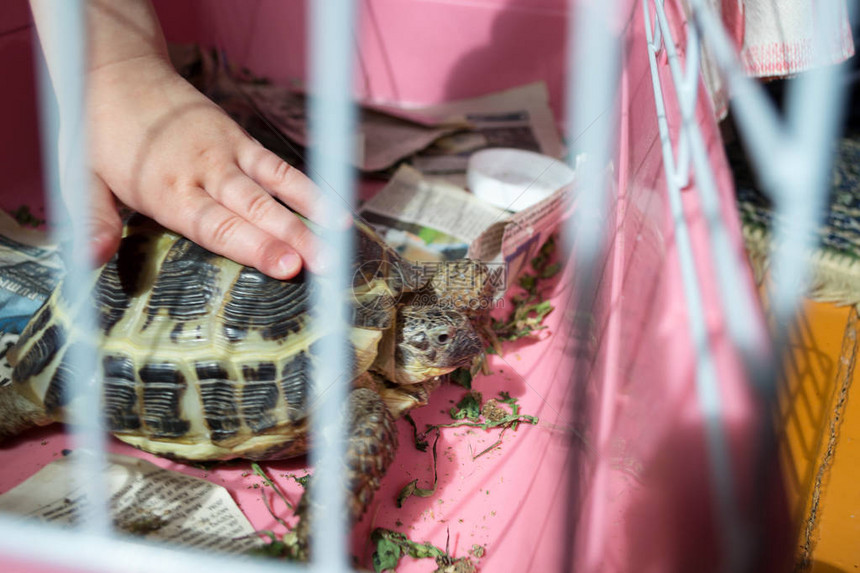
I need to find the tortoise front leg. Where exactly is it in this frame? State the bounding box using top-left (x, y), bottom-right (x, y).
top-left (344, 387), bottom-right (399, 520)
top-left (294, 387), bottom-right (399, 558)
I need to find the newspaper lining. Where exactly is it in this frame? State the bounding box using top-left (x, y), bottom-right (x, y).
top-left (0, 210), bottom-right (61, 336)
top-left (0, 453), bottom-right (261, 553)
top-left (360, 166), bottom-right (508, 244)
top-left (360, 164), bottom-right (578, 289)
top-left (397, 83), bottom-right (564, 179)
top-left (238, 83), bottom-right (463, 172)
top-left (0, 210), bottom-right (62, 387)
top-left (170, 45), bottom-right (563, 177)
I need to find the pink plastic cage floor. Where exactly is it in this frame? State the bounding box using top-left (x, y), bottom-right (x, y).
top-left (0, 1), bottom-right (790, 571)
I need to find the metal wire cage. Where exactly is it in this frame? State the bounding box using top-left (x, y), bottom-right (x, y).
top-left (0, 0), bottom-right (854, 571)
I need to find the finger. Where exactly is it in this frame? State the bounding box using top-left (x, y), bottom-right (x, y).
top-left (87, 175), bottom-right (123, 266)
top-left (236, 141), bottom-right (352, 228)
top-left (205, 167), bottom-right (321, 273)
top-left (154, 187), bottom-right (303, 280)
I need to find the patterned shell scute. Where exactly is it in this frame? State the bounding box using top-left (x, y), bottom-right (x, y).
top-left (221, 267), bottom-right (310, 343)
top-left (90, 227), bottom-right (326, 448)
top-left (95, 231), bottom-right (158, 336)
top-left (141, 237), bottom-right (221, 337)
top-left (8, 216), bottom-right (425, 460)
top-left (102, 354), bottom-right (141, 431)
top-left (137, 362), bottom-right (190, 438)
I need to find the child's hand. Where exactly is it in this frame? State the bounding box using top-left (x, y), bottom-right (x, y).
top-left (30, 0), bottom-right (342, 280)
top-left (87, 55), bottom-right (329, 279)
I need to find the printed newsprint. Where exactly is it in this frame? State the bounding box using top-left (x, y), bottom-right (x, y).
top-left (239, 82), bottom-right (464, 173)
top-left (169, 45), bottom-right (562, 176)
top-left (392, 82), bottom-right (565, 180)
top-left (245, 80), bottom-right (562, 177)
top-left (359, 164), bottom-right (577, 291)
top-left (170, 45), bottom-right (463, 173)
top-left (232, 76), bottom-right (562, 177)
top-left (0, 210), bottom-right (62, 387)
top-left (0, 453), bottom-right (261, 553)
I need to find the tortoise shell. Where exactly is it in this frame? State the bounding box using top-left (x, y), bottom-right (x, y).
top-left (6, 216), bottom-right (433, 461)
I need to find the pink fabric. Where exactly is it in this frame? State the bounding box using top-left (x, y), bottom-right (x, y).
top-left (741, 0), bottom-right (855, 78)
top-left (687, 0), bottom-right (854, 119)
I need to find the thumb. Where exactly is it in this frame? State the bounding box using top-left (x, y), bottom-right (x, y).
top-left (86, 175), bottom-right (122, 266)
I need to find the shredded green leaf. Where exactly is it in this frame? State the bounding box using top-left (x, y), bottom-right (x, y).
top-left (496, 392), bottom-right (522, 430)
top-left (246, 465), bottom-right (302, 560)
top-left (252, 462), bottom-right (293, 516)
top-left (449, 368), bottom-right (473, 389)
top-left (372, 528), bottom-right (475, 573)
top-left (404, 413), bottom-right (429, 452)
top-left (405, 391), bottom-right (537, 454)
top-left (248, 530), bottom-right (288, 558)
top-left (518, 273), bottom-right (537, 294)
top-left (449, 391), bottom-right (482, 421)
top-left (396, 431), bottom-right (440, 506)
top-left (372, 529), bottom-right (405, 572)
top-left (491, 299), bottom-right (554, 341)
top-left (530, 234), bottom-right (557, 272)
top-left (396, 479), bottom-right (436, 507)
top-left (491, 234), bottom-right (559, 342)
top-left (401, 391), bottom-right (537, 498)
top-left (433, 413), bottom-right (536, 433)
top-left (469, 544), bottom-right (486, 559)
top-left (540, 261), bottom-right (562, 279)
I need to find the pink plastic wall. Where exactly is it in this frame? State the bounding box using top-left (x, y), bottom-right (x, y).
top-left (0, 1), bottom-right (44, 216)
top-left (151, 0), bottom-right (570, 117)
top-left (0, 1), bottom-right (789, 572)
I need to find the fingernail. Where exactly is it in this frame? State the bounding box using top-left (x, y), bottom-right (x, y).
top-left (277, 253), bottom-right (301, 277)
top-left (89, 231), bottom-right (118, 264)
top-left (88, 232), bottom-right (105, 248)
top-left (340, 212), bottom-right (353, 228)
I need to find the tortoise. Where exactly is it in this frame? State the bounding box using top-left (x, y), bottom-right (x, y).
top-left (0, 214), bottom-right (487, 543)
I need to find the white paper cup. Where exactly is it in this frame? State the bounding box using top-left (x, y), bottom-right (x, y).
top-left (466, 148), bottom-right (575, 212)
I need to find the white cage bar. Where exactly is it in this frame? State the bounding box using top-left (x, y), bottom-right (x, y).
top-left (306, 0), bottom-right (357, 570)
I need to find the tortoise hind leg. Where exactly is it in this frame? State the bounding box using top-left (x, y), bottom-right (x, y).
top-left (294, 387), bottom-right (398, 558)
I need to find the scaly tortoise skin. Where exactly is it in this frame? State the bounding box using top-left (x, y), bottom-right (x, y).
top-left (0, 215), bottom-right (486, 538)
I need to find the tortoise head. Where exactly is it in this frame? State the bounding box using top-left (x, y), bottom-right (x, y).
top-left (394, 306), bottom-right (483, 384)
